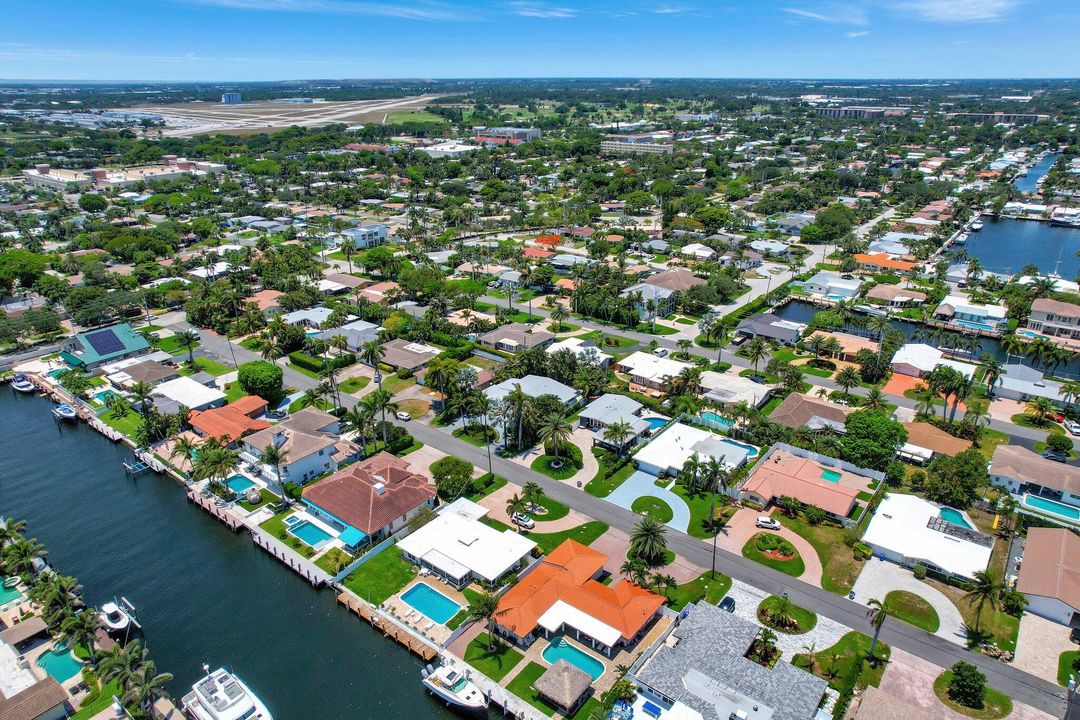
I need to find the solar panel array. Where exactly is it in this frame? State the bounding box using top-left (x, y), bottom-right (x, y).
top-left (85, 329), bottom-right (124, 356)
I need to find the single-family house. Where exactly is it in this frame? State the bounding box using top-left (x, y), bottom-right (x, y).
top-left (699, 371), bottom-right (774, 407)
top-left (340, 223), bottom-right (387, 249)
top-left (933, 294), bottom-right (1007, 331)
top-left (614, 351), bottom-right (692, 391)
top-left (242, 407), bottom-right (358, 485)
top-left (891, 343), bottom-right (976, 379)
top-left (995, 363), bottom-right (1065, 404)
top-left (60, 323), bottom-right (151, 371)
top-left (679, 243), bottom-right (716, 260)
top-left (0, 638), bottom-right (68, 720)
top-left (485, 375), bottom-right (580, 408)
top-left (577, 394), bottom-right (650, 450)
top-left (635, 422), bottom-right (751, 476)
top-left (316, 318), bottom-right (381, 351)
top-left (1016, 528), bottom-right (1080, 625)
top-left (151, 376), bottom-right (225, 412)
top-left (378, 339), bottom-right (440, 372)
top-left (735, 313), bottom-right (806, 345)
top-left (620, 283), bottom-right (675, 320)
top-left (897, 421), bottom-right (972, 465)
top-left (989, 445), bottom-right (1080, 524)
top-left (864, 283), bottom-right (927, 308)
top-left (282, 307), bottom-right (336, 329)
top-left (478, 324), bottom-right (555, 354)
top-left (188, 395), bottom-right (270, 444)
top-left (768, 393), bottom-right (852, 433)
top-left (249, 289), bottom-right (285, 315)
top-left (545, 337), bottom-right (613, 368)
top-left (854, 253), bottom-right (917, 274)
top-left (802, 271), bottom-right (862, 299)
top-left (105, 359), bottom-right (179, 389)
top-left (642, 268), bottom-right (705, 292)
top-left (1026, 298), bottom-right (1080, 345)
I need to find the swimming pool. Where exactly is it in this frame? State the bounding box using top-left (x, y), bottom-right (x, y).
top-left (954, 320), bottom-right (994, 332)
top-left (643, 417), bottom-right (669, 431)
top-left (820, 469), bottom-right (842, 483)
top-left (92, 389), bottom-right (121, 405)
top-left (1016, 330), bottom-right (1043, 340)
top-left (401, 583), bottom-right (462, 625)
top-left (225, 475), bottom-right (256, 494)
top-left (722, 438), bottom-right (759, 458)
top-left (288, 520), bottom-right (334, 548)
top-left (1023, 494), bottom-right (1080, 521)
top-left (36, 646), bottom-right (83, 682)
top-left (699, 412), bottom-right (734, 427)
top-left (0, 579), bottom-right (23, 607)
top-left (542, 637), bottom-right (604, 681)
top-left (939, 507), bottom-right (974, 529)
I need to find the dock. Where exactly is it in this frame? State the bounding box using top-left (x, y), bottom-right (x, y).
top-left (336, 591), bottom-right (438, 661)
top-left (250, 525), bottom-right (332, 587)
top-left (186, 489), bottom-right (245, 532)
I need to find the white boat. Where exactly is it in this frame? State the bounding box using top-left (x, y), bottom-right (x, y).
top-left (955, 233), bottom-right (968, 245)
top-left (421, 663), bottom-right (487, 712)
top-left (11, 374), bottom-right (35, 393)
top-left (99, 597), bottom-right (140, 634)
top-left (182, 666), bottom-right (273, 720)
top-left (970, 220), bottom-right (984, 231)
top-left (52, 403), bottom-right (77, 421)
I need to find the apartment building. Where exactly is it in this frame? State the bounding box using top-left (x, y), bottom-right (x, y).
top-left (600, 140), bottom-right (673, 156)
top-left (23, 156), bottom-right (225, 190)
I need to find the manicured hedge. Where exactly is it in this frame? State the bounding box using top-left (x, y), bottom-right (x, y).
top-left (288, 351), bottom-right (356, 373)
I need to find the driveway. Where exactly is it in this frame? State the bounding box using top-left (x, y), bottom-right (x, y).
top-left (851, 559), bottom-right (967, 644)
top-left (724, 579), bottom-right (846, 658)
top-left (605, 470), bottom-right (691, 532)
top-left (1013, 612), bottom-right (1076, 683)
top-left (712, 508), bottom-right (823, 587)
top-left (478, 482), bottom-right (592, 532)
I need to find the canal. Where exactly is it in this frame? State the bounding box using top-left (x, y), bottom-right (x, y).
top-left (962, 216), bottom-right (1080, 278)
top-left (1013, 152), bottom-right (1060, 194)
top-left (0, 391), bottom-right (476, 720)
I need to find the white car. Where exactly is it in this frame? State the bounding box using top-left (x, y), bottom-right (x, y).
top-left (1066, 420), bottom-right (1080, 436)
top-left (755, 516), bottom-right (781, 531)
top-left (652, 347), bottom-right (669, 357)
top-left (395, 411), bottom-right (411, 422)
top-left (511, 513), bottom-right (535, 529)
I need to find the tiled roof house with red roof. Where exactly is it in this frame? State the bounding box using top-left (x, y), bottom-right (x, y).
top-left (495, 539), bottom-right (665, 656)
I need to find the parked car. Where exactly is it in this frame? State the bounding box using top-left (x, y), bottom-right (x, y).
top-left (1042, 449), bottom-right (1068, 463)
top-left (1065, 420), bottom-right (1080, 436)
top-left (511, 513), bottom-right (534, 529)
top-left (1070, 627), bottom-right (1080, 645)
top-left (747, 374), bottom-right (768, 384)
top-left (755, 516), bottom-right (781, 531)
top-left (717, 596), bottom-right (735, 613)
top-left (652, 347), bottom-right (669, 357)
top-left (395, 411), bottom-right (412, 421)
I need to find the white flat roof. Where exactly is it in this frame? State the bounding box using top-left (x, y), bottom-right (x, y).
top-left (618, 351), bottom-right (693, 382)
top-left (862, 493), bottom-right (992, 579)
top-left (635, 422), bottom-right (749, 474)
top-left (538, 599), bottom-right (622, 647)
top-left (397, 510), bottom-right (535, 583)
top-left (152, 376), bottom-right (224, 409)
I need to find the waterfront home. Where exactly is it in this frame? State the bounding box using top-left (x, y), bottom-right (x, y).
top-left (242, 407), bottom-right (359, 485)
top-left (642, 268), bottom-right (705, 292)
top-left (397, 498), bottom-right (535, 588)
top-left (494, 539), bottom-right (665, 657)
top-left (0, 637), bottom-right (68, 720)
top-left (802, 271), bottom-right (862, 299)
top-left (740, 444), bottom-right (880, 522)
top-left (619, 283), bottom-right (675, 320)
top-left (995, 363), bottom-right (1066, 404)
top-left (989, 445), bottom-right (1080, 525)
top-left (577, 394), bottom-right (650, 450)
top-left (735, 312), bottom-right (806, 345)
top-left (60, 322), bottom-right (151, 371)
top-left (188, 396), bottom-right (271, 444)
top-left (151, 376), bottom-right (225, 412)
top-left (853, 252), bottom-right (917, 274)
top-left (614, 351), bottom-right (692, 392)
top-left (864, 283), bottom-right (927, 308)
top-left (891, 343), bottom-right (976, 379)
top-left (897, 422), bottom-right (972, 465)
top-left (315, 318), bottom-right (380, 351)
top-left (477, 323), bottom-right (555, 354)
top-left (630, 601), bottom-right (828, 720)
top-left (932, 294), bottom-right (1007, 331)
top-left (105, 359), bottom-right (179, 389)
top-left (869, 233), bottom-right (922, 258)
top-left (768, 392), bottom-right (852, 433)
top-left (545, 338), bottom-right (613, 368)
top-left (806, 330), bottom-right (878, 363)
top-left (700, 371), bottom-right (774, 407)
top-left (635, 422), bottom-right (751, 476)
top-left (1015, 528), bottom-right (1080, 625)
top-left (485, 375), bottom-right (580, 408)
top-left (300, 451), bottom-right (437, 549)
top-left (1025, 297), bottom-right (1080, 346)
top-left (862, 493), bottom-right (993, 581)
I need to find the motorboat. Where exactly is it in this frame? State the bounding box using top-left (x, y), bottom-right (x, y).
top-left (421, 663), bottom-right (488, 712)
top-left (970, 220), bottom-right (984, 231)
top-left (11, 374), bottom-right (35, 393)
top-left (182, 666), bottom-right (273, 720)
top-left (52, 403), bottom-right (77, 421)
top-left (99, 597), bottom-right (140, 634)
top-left (955, 233), bottom-right (968, 245)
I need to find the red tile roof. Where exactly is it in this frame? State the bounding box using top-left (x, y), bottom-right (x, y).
top-left (524, 247), bottom-right (553, 259)
top-left (742, 451), bottom-right (860, 516)
top-left (301, 452), bottom-right (435, 534)
top-left (496, 540), bottom-right (665, 643)
top-left (188, 397), bottom-right (270, 442)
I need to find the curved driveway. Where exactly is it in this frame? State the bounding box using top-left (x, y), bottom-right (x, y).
top-left (605, 470), bottom-right (691, 532)
top-left (851, 558), bottom-right (967, 644)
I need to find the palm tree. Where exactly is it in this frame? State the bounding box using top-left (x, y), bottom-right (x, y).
top-left (549, 304), bottom-right (568, 332)
top-left (298, 384), bottom-right (328, 411)
top-left (505, 382), bottom-right (529, 451)
top-left (1025, 396), bottom-right (1057, 427)
top-left (602, 420), bottom-right (634, 458)
top-left (538, 412), bottom-right (573, 467)
top-left (466, 592), bottom-right (506, 651)
top-left (745, 336), bottom-right (770, 373)
top-left (835, 366), bottom-right (860, 397)
top-left (0, 517), bottom-right (27, 546)
top-left (174, 330), bottom-right (200, 367)
top-left (258, 443), bottom-right (288, 491)
top-left (862, 387), bottom-right (888, 412)
top-left (619, 558), bottom-right (651, 587)
top-left (124, 660), bottom-right (174, 714)
top-left (59, 609), bottom-right (100, 663)
top-left (978, 353), bottom-right (1005, 397)
top-left (522, 482), bottom-right (544, 513)
top-left (99, 640), bottom-right (150, 695)
top-left (128, 381), bottom-right (153, 417)
top-left (505, 494), bottom-right (528, 530)
top-left (360, 339), bottom-right (386, 390)
top-left (3, 537), bottom-right (46, 576)
top-left (753, 627), bottom-right (778, 664)
top-left (342, 403), bottom-right (376, 458)
top-left (630, 517), bottom-right (668, 567)
top-left (469, 393), bottom-right (495, 476)
top-left (367, 389), bottom-right (398, 446)
top-left (912, 384), bottom-right (937, 418)
top-left (866, 598), bottom-right (889, 658)
top-left (963, 569), bottom-right (1000, 633)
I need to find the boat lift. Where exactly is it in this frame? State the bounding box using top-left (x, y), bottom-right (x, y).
top-left (123, 458), bottom-right (151, 476)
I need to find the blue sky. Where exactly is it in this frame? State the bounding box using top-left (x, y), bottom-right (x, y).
top-left (2, 0), bottom-right (1078, 81)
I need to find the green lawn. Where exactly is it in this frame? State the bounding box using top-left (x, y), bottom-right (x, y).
top-left (529, 444), bottom-right (582, 480)
top-left (287, 362), bottom-right (322, 380)
top-left (664, 571), bottom-right (732, 611)
top-left (923, 578), bottom-right (1020, 652)
top-left (791, 632), bottom-right (890, 691)
top-left (672, 484), bottom-right (735, 539)
top-left (223, 382), bottom-right (248, 403)
top-left (380, 375), bottom-right (415, 395)
top-left (463, 633), bottom-right (524, 681)
top-left (314, 547), bottom-right (354, 575)
top-left (1057, 651), bottom-right (1080, 687)
top-left (339, 375), bottom-right (371, 394)
top-left (341, 546), bottom-right (417, 605)
top-left (528, 522), bottom-right (609, 555)
top-left (100, 407), bottom-right (141, 438)
top-left (288, 397), bottom-right (332, 413)
top-left (180, 356), bottom-right (232, 377)
top-left (465, 474), bottom-right (508, 502)
top-left (631, 496), bottom-right (674, 523)
top-left (579, 330), bottom-right (638, 349)
top-left (758, 595), bottom-right (817, 634)
top-left (530, 495), bottom-right (570, 522)
top-left (584, 452), bottom-right (636, 497)
top-left (884, 590), bottom-right (940, 633)
top-left (156, 335), bottom-right (199, 354)
top-left (504, 661), bottom-right (557, 716)
top-left (258, 508), bottom-right (294, 538)
top-left (237, 488), bottom-right (278, 513)
top-left (741, 533), bottom-right (806, 577)
top-left (69, 679), bottom-right (124, 720)
top-left (634, 323), bottom-right (678, 336)
top-left (932, 669), bottom-right (1013, 719)
top-left (387, 110), bottom-right (448, 124)
top-left (779, 515), bottom-right (863, 595)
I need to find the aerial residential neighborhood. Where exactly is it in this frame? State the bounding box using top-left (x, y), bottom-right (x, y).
top-left (1, 7), bottom-right (1080, 720)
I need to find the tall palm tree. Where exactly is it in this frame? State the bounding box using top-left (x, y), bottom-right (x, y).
top-left (128, 381), bottom-right (153, 418)
top-left (258, 443), bottom-right (288, 491)
top-left (298, 384), bottom-right (328, 411)
top-left (505, 494), bottom-right (528, 530)
top-left (341, 404), bottom-right (376, 458)
top-left (3, 537), bottom-right (46, 576)
top-left (862, 387), bottom-right (888, 412)
top-left (175, 330), bottom-right (200, 367)
top-left (745, 336), bottom-right (770, 373)
top-left (835, 366), bottom-right (860, 396)
top-left (0, 517), bottom-right (27, 546)
top-left (538, 412), bottom-right (573, 466)
top-left (469, 393), bottom-right (495, 476)
top-left (367, 389), bottom-right (397, 446)
top-left (360, 339), bottom-right (386, 390)
top-left (98, 640), bottom-right (150, 693)
top-left (522, 482), bottom-right (544, 513)
top-left (619, 557), bottom-right (652, 587)
top-left (963, 569), bottom-right (1000, 633)
top-left (505, 383), bottom-right (529, 451)
top-left (59, 609), bottom-right (100, 663)
top-left (466, 592), bottom-right (506, 651)
top-left (602, 420), bottom-right (634, 458)
top-left (866, 598), bottom-right (889, 658)
top-left (630, 517), bottom-right (668, 568)
top-left (124, 661), bottom-right (174, 714)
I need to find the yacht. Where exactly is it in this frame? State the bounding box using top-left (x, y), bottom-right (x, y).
top-left (421, 663), bottom-right (487, 712)
top-left (11, 374), bottom-right (35, 393)
top-left (52, 403), bottom-right (77, 421)
top-left (99, 597), bottom-right (140, 634)
top-left (970, 218), bottom-right (984, 231)
top-left (182, 666), bottom-right (273, 720)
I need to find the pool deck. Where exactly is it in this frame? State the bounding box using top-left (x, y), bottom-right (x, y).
top-left (385, 577), bottom-right (468, 646)
top-left (605, 470), bottom-right (691, 532)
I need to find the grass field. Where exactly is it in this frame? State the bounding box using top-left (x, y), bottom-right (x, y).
top-left (463, 633), bottom-right (524, 681)
top-left (387, 110), bottom-right (448, 124)
top-left (779, 516), bottom-right (863, 595)
top-left (933, 669), bottom-right (1013, 719)
top-left (341, 547), bottom-right (416, 605)
top-left (665, 571), bottom-right (732, 611)
top-left (792, 632), bottom-right (890, 691)
top-left (758, 595), bottom-right (818, 634)
top-left (884, 589), bottom-right (940, 633)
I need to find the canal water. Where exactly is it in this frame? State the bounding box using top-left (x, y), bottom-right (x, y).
top-left (1013, 152), bottom-right (1060, 194)
top-left (962, 217), bottom-right (1080, 278)
top-left (0, 392), bottom-right (475, 720)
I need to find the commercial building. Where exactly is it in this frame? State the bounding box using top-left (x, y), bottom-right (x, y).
top-left (221, 93), bottom-right (242, 104)
top-left (473, 126), bottom-right (541, 143)
top-left (600, 139), bottom-right (673, 156)
top-left (814, 106), bottom-right (893, 119)
top-left (945, 112), bottom-right (1050, 124)
top-left (22, 156), bottom-right (225, 190)
top-left (1015, 528), bottom-right (1080, 625)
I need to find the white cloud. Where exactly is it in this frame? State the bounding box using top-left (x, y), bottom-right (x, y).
top-left (896, 0), bottom-right (1020, 22)
top-left (509, 1), bottom-right (577, 18)
top-left (653, 6), bottom-right (687, 14)
top-left (846, 30), bottom-right (871, 37)
top-left (782, 4), bottom-right (868, 25)
top-left (177, 0), bottom-right (470, 21)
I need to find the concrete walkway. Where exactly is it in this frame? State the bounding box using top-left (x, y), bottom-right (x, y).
top-left (605, 470), bottom-right (691, 532)
top-left (1013, 612), bottom-right (1076, 684)
top-left (850, 558), bottom-right (967, 645)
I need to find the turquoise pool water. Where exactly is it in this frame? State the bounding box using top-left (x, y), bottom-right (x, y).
top-left (401, 584), bottom-right (461, 625)
top-left (289, 520), bottom-right (333, 547)
top-left (226, 475), bottom-right (256, 494)
top-left (1023, 494), bottom-right (1080, 521)
top-left (644, 417), bottom-right (669, 431)
top-left (0, 580), bottom-right (23, 606)
top-left (542, 637), bottom-right (604, 680)
top-left (699, 412), bottom-right (734, 427)
top-left (722, 438), bottom-right (758, 458)
top-left (955, 319), bottom-right (994, 332)
top-left (36, 647), bottom-right (82, 682)
top-left (820, 469), bottom-right (842, 483)
top-left (92, 390), bottom-right (121, 405)
top-left (939, 507), bottom-right (973, 529)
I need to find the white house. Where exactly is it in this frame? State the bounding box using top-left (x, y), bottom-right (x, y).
top-left (485, 375), bottom-right (580, 408)
top-left (933, 294), bottom-right (1007, 330)
top-left (1016, 528), bottom-right (1080, 625)
top-left (241, 407), bottom-right (358, 485)
top-left (619, 283), bottom-right (675, 320)
top-left (891, 343), bottom-right (976, 379)
top-left (151, 376), bottom-right (225, 411)
top-left (545, 337), bottom-right (613, 368)
top-left (679, 243), bottom-right (716, 260)
top-left (802, 271), bottom-right (862, 299)
top-left (615, 351), bottom-right (693, 391)
top-left (635, 422), bottom-right (751, 477)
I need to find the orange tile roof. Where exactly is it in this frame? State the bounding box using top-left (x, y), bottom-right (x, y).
top-left (496, 540), bottom-right (665, 643)
top-left (742, 451), bottom-right (860, 516)
top-left (854, 253), bottom-right (916, 272)
top-left (524, 247), bottom-right (553, 259)
top-left (188, 398), bottom-right (271, 443)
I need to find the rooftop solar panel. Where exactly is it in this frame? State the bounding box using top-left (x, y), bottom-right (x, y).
top-left (86, 329), bottom-right (124, 356)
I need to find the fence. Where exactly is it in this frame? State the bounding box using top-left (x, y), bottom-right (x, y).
top-left (250, 525), bottom-right (333, 587)
top-left (332, 531), bottom-right (400, 583)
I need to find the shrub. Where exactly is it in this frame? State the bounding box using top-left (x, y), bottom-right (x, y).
top-left (237, 360), bottom-right (284, 404)
top-left (431, 456), bottom-right (474, 499)
top-left (1047, 433), bottom-right (1073, 454)
top-left (853, 543), bottom-right (872, 560)
top-left (947, 661), bottom-right (986, 709)
top-left (756, 534), bottom-right (795, 557)
top-left (913, 563), bottom-right (927, 580)
top-left (1001, 588), bottom-right (1028, 618)
top-left (842, 526), bottom-right (862, 547)
top-left (283, 482), bottom-right (301, 499)
top-left (804, 505), bottom-right (826, 525)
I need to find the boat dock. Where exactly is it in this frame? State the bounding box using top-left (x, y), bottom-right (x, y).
top-left (251, 525), bottom-right (332, 587)
top-left (336, 591), bottom-right (439, 661)
top-left (186, 489), bottom-right (246, 532)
